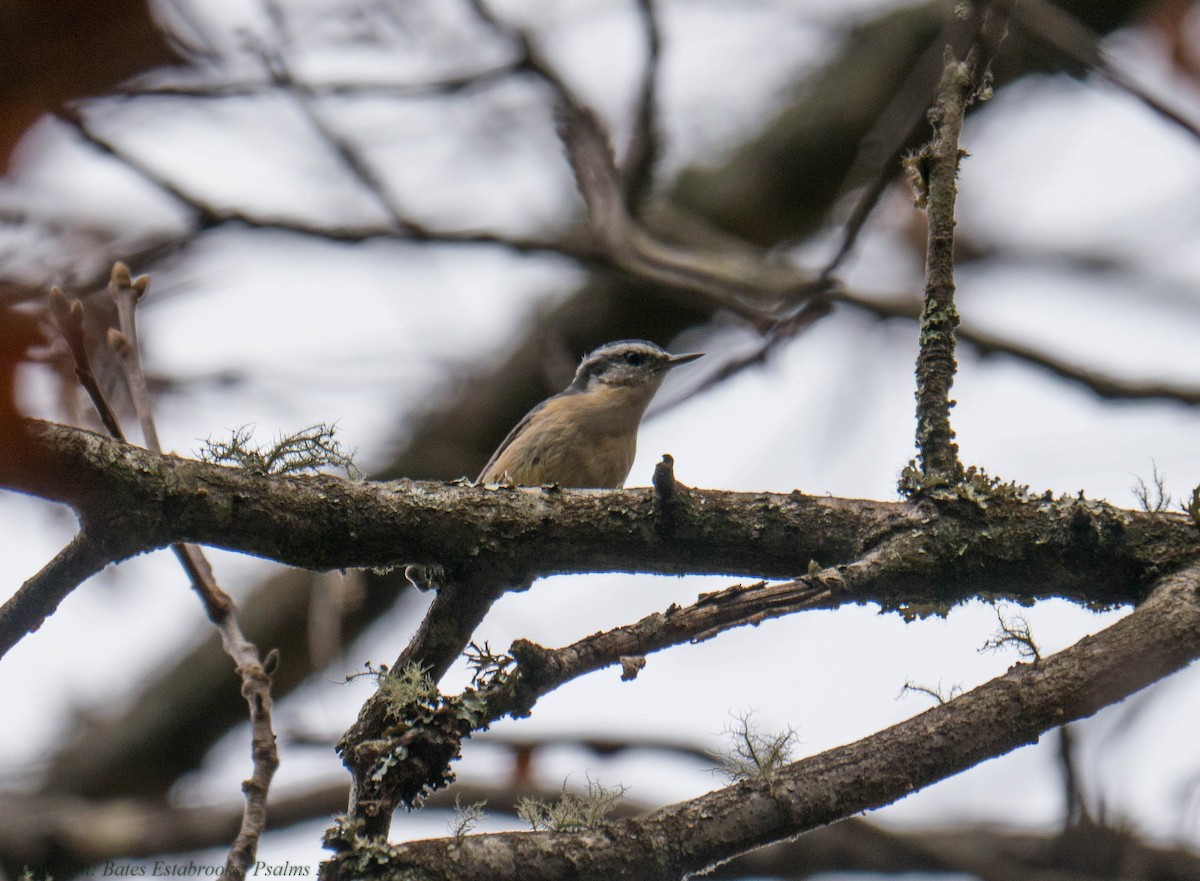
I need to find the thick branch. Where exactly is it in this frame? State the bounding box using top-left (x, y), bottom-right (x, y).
top-left (322, 561), bottom-right (1200, 880)
top-left (8, 785), bottom-right (1198, 881)
top-left (1, 420), bottom-right (1192, 616)
top-left (2, 419), bottom-right (1193, 604)
top-left (8, 792), bottom-right (1200, 881)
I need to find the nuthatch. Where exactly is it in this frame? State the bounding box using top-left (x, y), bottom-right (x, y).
top-left (478, 340), bottom-right (703, 488)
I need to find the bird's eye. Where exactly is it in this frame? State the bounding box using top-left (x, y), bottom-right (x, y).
top-left (624, 351), bottom-right (645, 367)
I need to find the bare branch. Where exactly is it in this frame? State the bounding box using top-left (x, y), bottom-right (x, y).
top-left (47, 286), bottom-right (125, 441)
top-left (1057, 723), bottom-right (1093, 830)
top-left (105, 262), bottom-right (157, 448)
top-left (57, 106), bottom-right (222, 229)
top-left (54, 104), bottom-right (590, 272)
top-left (191, 546), bottom-right (280, 879)
top-left (835, 288), bottom-right (1200, 406)
top-left (0, 533), bottom-right (111, 661)
top-left (112, 63), bottom-right (523, 102)
top-left (100, 264), bottom-right (281, 878)
top-left (1014, 0), bottom-right (1200, 144)
top-left (473, 536), bottom-right (926, 729)
top-left (817, 12), bottom-right (977, 281)
top-left (621, 0), bottom-right (664, 210)
top-left (255, 43), bottom-right (417, 235)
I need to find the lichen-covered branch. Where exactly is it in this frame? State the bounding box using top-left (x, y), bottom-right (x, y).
top-left (1, 419), bottom-right (1194, 619)
top-left (321, 561), bottom-right (1200, 880)
top-left (1, 420), bottom-right (1192, 626)
top-left (338, 574), bottom-right (511, 838)
top-left (910, 49), bottom-right (975, 489)
top-left (9, 780), bottom-right (1199, 880)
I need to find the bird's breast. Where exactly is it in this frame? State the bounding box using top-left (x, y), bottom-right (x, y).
top-left (486, 387), bottom-right (650, 488)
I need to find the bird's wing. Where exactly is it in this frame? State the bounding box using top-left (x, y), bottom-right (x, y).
top-left (476, 396), bottom-right (555, 483)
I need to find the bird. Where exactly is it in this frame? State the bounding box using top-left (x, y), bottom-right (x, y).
top-left (477, 340), bottom-right (703, 488)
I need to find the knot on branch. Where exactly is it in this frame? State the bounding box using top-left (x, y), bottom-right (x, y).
top-left (493, 638), bottom-right (556, 718)
top-left (653, 454), bottom-right (691, 535)
top-left (509, 637), bottom-right (552, 682)
top-left (619, 655), bottom-right (646, 681)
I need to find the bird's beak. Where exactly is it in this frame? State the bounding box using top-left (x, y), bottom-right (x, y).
top-left (667, 351), bottom-right (704, 367)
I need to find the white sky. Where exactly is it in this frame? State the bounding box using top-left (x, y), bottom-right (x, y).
top-left (3, 0), bottom-right (1200, 875)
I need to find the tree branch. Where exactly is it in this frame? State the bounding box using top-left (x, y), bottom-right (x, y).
top-left (834, 289), bottom-right (1200, 406)
top-left (321, 560), bottom-right (1200, 880)
top-left (9, 781), bottom-right (1198, 881)
top-left (0, 532), bottom-right (112, 659)
top-left (1, 420), bottom-right (1191, 615)
top-left (621, 0), bottom-right (664, 210)
top-left (1013, 0), bottom-right (1200, 144)
top-left (44, 266), bottom-right (282, 877)
top-left (481, 533), bottom-right (926, 726)
top-left (910, 47), bottom-right (974, 489)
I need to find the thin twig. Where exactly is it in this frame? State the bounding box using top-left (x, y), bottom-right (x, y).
top-left (1057, 723), bottom-right (1092, 829)
top-left (256, 44), bottom-right (419, 235)
top-left (469, 0), bottom-right (809, 323)
top-left (1015, 0), bottom-right (1200, 144)
top-left (111, 62), bottom-right (523, 102)
top-left (97, 262), bottom-right (280, 879)
top-left (818, 13), bottom-right (978, 282)
top-left (557, 99), bottom-right (809, 323)
top-left (176, 546), bottom-right (280, 879)
top-left (36, 264), bottom-right (284, 877)
top-left (57, 106), bottom-right (220, 228)
top-left (834, 288), bottom-right (1200, 406)
top-left (58, 93), bottom-right (595, 267)
top-left (47, 287), bottom-right (125, 440)
top-left (622, 0), bottom-right (664, 210)
top-left (106, 262), bottom-right (158, 449)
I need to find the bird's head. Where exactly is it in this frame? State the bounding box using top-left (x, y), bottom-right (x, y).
top-left (568, 340), bottom-right (703, 393)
